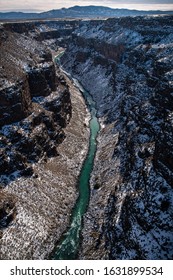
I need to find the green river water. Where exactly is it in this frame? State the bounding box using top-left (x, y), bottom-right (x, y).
top-left (52, 62), bottom-right (100, 259)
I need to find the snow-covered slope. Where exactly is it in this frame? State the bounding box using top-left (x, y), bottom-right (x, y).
top-left (0, 25), bottom-right (89, 259)
top-left (61, 15), bottom-right (173, 259)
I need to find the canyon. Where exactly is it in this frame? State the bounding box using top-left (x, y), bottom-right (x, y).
top-left (0, 15), bottom-right (173, 259)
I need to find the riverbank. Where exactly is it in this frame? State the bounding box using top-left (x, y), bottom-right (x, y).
top-left (52, 76), bottom-right (100, 260)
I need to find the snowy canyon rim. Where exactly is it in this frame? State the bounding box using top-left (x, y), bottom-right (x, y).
top-left (0, 14), bottom-right (173, 259)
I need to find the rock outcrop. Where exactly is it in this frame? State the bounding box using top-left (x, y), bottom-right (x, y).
top-left (0, 191), bottom-right (16, 230)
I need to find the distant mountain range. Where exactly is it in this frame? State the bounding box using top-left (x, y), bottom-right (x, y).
top-left (0, 5), bottom-right (173, 20)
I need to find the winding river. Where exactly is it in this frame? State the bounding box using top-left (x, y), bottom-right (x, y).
top-left (52, 56), bottom-right (100, 260)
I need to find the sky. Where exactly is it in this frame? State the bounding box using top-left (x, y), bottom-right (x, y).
top-left (0, 0), bottom-right (173, 12)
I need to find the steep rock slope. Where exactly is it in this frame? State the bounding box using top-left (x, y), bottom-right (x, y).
top-left (61, 16), bottom-right (173, 259)
top-left (0, 26), bottom-right (70, 180)
top-left (0, 25), bottom-right (89, 259)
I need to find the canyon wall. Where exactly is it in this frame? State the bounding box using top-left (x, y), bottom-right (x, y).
top-left (0, 25), bottom-right (71, 179)
top-left (0, 23), bottom-right (89, 259)
top-left (61, 16), bottom-right (173, 259)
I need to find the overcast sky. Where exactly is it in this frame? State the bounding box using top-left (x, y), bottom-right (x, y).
top-left (0, 0), bottom-right (173, 12)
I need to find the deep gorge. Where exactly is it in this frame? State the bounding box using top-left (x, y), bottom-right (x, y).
top-left (0, 15), bottom-right (173, 259)
top-left (52, 75), bottom-right (100, 260)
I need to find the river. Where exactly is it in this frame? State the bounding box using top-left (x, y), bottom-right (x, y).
top-left (52, 56), bottom-right (100, 260)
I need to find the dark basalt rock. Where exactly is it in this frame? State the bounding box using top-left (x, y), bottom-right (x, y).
top-left (0, 103), bottom-right (69, 180)
top-left (0, 192), bottom-right (16, 229)
top-left (0, 24), bottom-right (72, 184)
top-left (0, 78), bottom-right (32, 127)
top-left (27, 63), bottom-right (56, 97)
top-left (44, 89), bottom-right (72, 127)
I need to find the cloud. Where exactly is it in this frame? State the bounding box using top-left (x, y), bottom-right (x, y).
top-left (101, 0), bottom-right (173, 10)
top-left (0, 0), bottom-right (173, 12)
top-left (107, 0), bottom-right (173, 3)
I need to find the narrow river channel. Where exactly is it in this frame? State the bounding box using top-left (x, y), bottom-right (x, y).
top-left (52, 56), bottom-right (100, 259)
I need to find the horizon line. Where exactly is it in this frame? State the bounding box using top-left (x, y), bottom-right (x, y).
top-left (1, 5), bottom-right (173, 13)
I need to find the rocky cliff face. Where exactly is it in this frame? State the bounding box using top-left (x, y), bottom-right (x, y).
top-left (0, 23), bottom-right (89, 259)
top-left (0, 25), bottom-right (57, 125)
top-left (0, 25), bottom-right (71, 180)
top-left (60, 16), bottom-right (173, 259)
